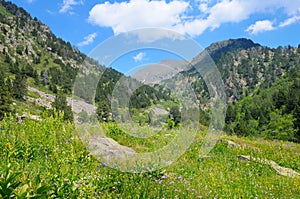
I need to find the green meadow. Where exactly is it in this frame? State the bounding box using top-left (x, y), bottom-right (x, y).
top-left (1, 114), bottom-right (299, 198)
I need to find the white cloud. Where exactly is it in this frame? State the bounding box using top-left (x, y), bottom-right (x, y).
top-left (133, 52), bottom-right (146, 62)
top-left (175, 0), bottom-right (252, 36)
top-left (88, 0), bottom-right (300, 39)
top-left (279, 16), bottom-right (300, 27)
top-left (88, 0), bottom-right (188, 34)
top-left (77, 33), bottom-right (97, 47)
top-left (59, 0), bottom-right (83, 14)
top-left (246, 20), bottom-right (275, 34)
top-left (129, 28), bottom-right (186, 43)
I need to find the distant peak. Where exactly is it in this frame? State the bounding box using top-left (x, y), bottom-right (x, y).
top-left (203, 38), bottom-right (260, 61)
top-left (206, 38), bottom-right (259, 52)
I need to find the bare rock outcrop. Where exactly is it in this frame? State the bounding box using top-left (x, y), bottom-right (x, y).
top-left (89, 135), bottom-right (136, 160)
top-left (238, 155), bottom-right (300, 178)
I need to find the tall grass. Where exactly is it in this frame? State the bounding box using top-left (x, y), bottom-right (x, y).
top-left (0, 115), bottom-right (299, 198)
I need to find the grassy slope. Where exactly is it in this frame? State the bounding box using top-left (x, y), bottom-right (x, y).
top-left (0, 117), bottom-right (299, 198)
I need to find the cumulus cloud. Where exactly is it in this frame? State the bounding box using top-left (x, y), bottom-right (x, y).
top-left (175, 0), bottom-right (252, 36)
top-left (246, 20), bottom-right (275, 34)
top-left (279, 16), bottom-right (300, 27)
top-left (59, 0), bottom-right (83, 14)
top-left (133, 52), bottom-right (146, 62)
top-left (77, 33), bottom-right (97, 47)
top-left (88, 0), bottom-right (188, 34)
top-left (88, 0), bottom-right (300, 39)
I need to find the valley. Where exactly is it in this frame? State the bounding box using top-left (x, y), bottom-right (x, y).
top-left (0, 0), bottom-right (299, 198)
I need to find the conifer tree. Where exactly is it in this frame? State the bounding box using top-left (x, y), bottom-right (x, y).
top-left (0, 71), bottom-right (13, 120)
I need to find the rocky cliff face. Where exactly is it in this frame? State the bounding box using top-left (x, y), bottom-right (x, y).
top-left (160, 38), bottom-right (300, 104)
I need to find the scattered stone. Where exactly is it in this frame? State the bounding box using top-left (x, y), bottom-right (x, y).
top-left (238, 155), bottom-right (300, 178)
top-left (28, 86), bottom-right (96, 114)
top-left (222, 138), bottom-right (261, 152)
top-left (17, 112), bottom-right (42, 122)
top-left (266, 159), bottom-right (300, 178)
top-left (221, 139), bottom-right (241, 148)
top-left (227, 140), bottom-right (241, 148)
top-left (238, 155), bottom-right (251, 161)
top-left (89, 135), bottom-right (136, 160)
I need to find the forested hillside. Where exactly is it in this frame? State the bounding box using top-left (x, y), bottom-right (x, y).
top-left (0, 0), bottom-right (299, 141)
top-left (180, 39), bottom-right (300, 102)
top-left (0, 0), bottom-right (171, 121)
top-left (161, 38), bottom-right (300, 141)
top-left (225, 68), bottom-right (300, 141)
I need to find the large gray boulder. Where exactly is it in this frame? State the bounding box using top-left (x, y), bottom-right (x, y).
top-left (89, 135), bottom-right (136, 160)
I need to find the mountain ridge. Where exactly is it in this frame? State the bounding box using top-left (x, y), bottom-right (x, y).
top-left (203, 38), bottom-right (260, 62)
top-left (0, 0), bottom-right (172, 120)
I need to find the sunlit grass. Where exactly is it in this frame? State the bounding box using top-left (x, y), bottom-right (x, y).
top-left (0, 115), bottom-right (299, 198)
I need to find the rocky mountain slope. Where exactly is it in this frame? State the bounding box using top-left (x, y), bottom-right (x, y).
top-left (0, 0), bottom-right (171, 117)
top-left (162, 38), bottom-right (300, 104)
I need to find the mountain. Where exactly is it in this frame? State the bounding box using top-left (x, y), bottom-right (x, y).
top-left (0, 0), bottom-right (299, 141)
top-left (162, 38), bottom-right (300, 103)
top-left (225, 67), bottom-right (300, 141)
top-left (0, 0), bottom-right (171, 120)
top-left (131, 59), bottom-right (189, 85)
top-left (161, 38), bottom-right (300, 141)
top-left (199, 38), bottom-right (260, 62)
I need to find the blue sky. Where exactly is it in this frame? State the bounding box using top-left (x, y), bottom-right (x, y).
top-left (9, 0), bottom-right (300, 73)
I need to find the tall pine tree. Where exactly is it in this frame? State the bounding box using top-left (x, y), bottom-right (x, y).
top-left (51, 93), bottom-right (74, 122)
top-left (0, 71), bottom-right (13, 120)
top-left (12, 68), bottom-right (27, 100)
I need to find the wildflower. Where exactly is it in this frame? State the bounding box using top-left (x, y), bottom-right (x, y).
top-left (64, 178), bottom-right (69, 182)
top-left (76, 184), bottom-right (81, 187)
top-left (101, 162), bottom-right (106, 167)
top-left (197, 196), bottom-right (203, 198)
top-left (162, 175), bottom-right (167, 179)
top-left (178, 176), bottom-right (182, 179)
top-left (174, 189), bottom-right (179, 192)
top-left (67, 138), bottom-right (71, 142)
top-left (169, 181), bottom-right (174, 185)
top-left (97, 166), bottom-right (101, 171)
top-left (158, 180), bottom-right (163, 184)
top-left (5, 142), bottom-right (11, 148)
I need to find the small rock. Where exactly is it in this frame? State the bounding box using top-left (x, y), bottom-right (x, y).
top-left (238, 155), bottom-right (251, 161)
top-left (238, 155), bottom-right (300, 178)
